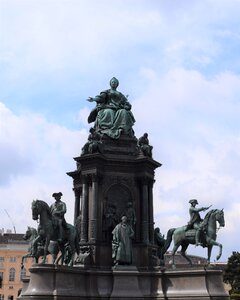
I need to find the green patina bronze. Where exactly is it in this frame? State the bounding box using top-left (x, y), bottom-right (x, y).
top-left (112, 216), bottom-right (134, 265)
top-left (164, 205), bottom-right (225, 268)
top-left (50, 192), bottom-right (67, 242)
top-left (81, 127), bottom-right (102, 155)
top-left (87, 77), bottom-right (135, 139)
top-left (138, 133), bottom-right (153, 157)
top-left (186, 199), bottom-right (212, 246)
top-left (31, 199), bottom-right (79, 266)
top-left (21, 227), bottom-right (59, 268)
top-left (154, 227), bottom-right (166, 266)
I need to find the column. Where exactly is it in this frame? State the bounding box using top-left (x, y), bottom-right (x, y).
top-left (80, 176), bottom-right (89, 243)
top-left (73, 187), bottom-right (81, 224)
top-left (90, 174), bottom-right (98, 242)
top-left (141, 177), bottom-right (149, 244)
top-left (148, 179), bottom-right (154, 244)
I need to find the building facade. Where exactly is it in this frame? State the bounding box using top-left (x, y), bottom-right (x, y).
top-left (0, 233), bottom-right (32, 300)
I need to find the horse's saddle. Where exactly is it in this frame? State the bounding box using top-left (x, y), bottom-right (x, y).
top-left (185, 229), bottom-right (196, 238)
top-left (185, 228), bottom-right (207, 247)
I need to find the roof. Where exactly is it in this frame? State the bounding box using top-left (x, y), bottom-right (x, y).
top-left (0, 233), bottom-right (28, 245)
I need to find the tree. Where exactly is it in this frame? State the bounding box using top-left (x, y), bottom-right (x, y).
top-left (224, 251), bottom-right (240, 294)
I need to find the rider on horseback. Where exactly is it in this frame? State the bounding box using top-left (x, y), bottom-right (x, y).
top-left (50, 192), bottom-right (67, 242)
top-left (186, 199), bottom-right (211, 246)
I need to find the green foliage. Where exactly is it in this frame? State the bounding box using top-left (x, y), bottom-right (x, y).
top-left (230, 294), bottom-right (240, 300)
top-left (224, 252), bottom-right (240, 295)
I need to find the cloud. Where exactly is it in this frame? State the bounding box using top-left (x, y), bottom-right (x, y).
top-left (129, 68), bottom-right (240, 260)
top-left (0, 102), bottom-right (88, 232)
top-left (2, 0), bottom-right (240, 86)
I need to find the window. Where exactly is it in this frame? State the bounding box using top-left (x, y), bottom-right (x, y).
top-left (0, 272), bottom-right (3, 288)
top-left (9, 257), bottom-right (16, 263)
top-left (8, 296), bottom-right (13, 300)
top-left (0, 294), bottom-right (4, 300)
top-left (20, 268), bottom-right (26, 280)
top-left (0, 258), bottom-right (4, 268)
top-left (8, 268), bottom-right (15, 282)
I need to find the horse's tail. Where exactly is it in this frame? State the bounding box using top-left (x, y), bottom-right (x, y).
top-left (163, 228), bottom-right (175, 253)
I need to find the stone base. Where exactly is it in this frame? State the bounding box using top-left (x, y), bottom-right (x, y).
top-left (18, 265), bottom-right (229, 300)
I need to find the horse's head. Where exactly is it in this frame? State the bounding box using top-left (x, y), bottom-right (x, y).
top-left (23, 226), bottom-right (37, 240)
top-left (32, 200), bottom-right (40, 221)
top-left (32, 199), bottom-right (51, 222)
top-left (202, 208), bottom-right (225, 231)
top-left (216, 209), bottom-right (225, 227)
top-left (23, 226), bottom-right (32, 240)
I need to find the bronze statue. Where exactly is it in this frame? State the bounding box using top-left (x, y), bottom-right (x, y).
top-left (164, 208), bottom-right (225, 267)
top-left (112, 216), bottom-right (134, 265)
top-left (87, 77), bottom-right (135, 139)
top-left (31, 199), bottom-right (79, 266)
top-left (103, 202), bottom-right (118, 241)
top-left (81, 127), bottom-right (102, 155)
top-left (154, 227), bottom-right (166, 266)
top-left (138, 133), bottom-right (153, 157)
top-left (122, 202), bottom-right (136, 229)
top-left (50, 192), bottom-right (67, 242)
top-left (186, 199), bottom-right (211, 246)
top-left (21, 227), bottom-right (59, 268)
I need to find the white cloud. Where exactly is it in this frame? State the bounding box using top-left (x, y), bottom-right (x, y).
top-left (130, 68), bottom-right (240, 261)
top-left (0, 102), bottom-right (87, 232)
top-left (2, 0), bottom-right (240, 85)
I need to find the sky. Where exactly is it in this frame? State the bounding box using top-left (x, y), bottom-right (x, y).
top-left (0, 0), bottom-right (240, 263)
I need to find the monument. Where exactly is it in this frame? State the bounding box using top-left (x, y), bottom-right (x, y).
top-left (19, 78), bottom-right (229, 300)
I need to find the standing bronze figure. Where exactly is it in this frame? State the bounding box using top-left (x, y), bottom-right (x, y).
top-left (112, 216), bottom-right (134, 265)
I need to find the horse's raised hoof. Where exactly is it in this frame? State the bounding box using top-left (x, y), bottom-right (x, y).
top-left (216, 254), bottom-right (221, 261)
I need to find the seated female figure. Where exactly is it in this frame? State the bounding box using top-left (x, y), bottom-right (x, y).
top-left (87, 77), bottom-right (135, 139)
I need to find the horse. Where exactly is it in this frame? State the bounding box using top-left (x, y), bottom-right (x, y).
top-left (31, 199), bottom-right (79, 266)
top-left (164, 209), bottom-right (225, 268)
top-left (21, 226), bottom-right (59, 269)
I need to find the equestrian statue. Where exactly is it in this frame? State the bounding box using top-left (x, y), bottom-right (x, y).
top-left (21, 227), bottom-right (59, 268)
top-left (164, 199), bottom-right (225, 268)
top-left (31, 194), bottom-right (79, 266)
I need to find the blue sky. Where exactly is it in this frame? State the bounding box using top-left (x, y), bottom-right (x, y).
top-left (1, 0), bottom-right (240, 262)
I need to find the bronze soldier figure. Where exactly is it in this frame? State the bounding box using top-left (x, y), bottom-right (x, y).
top-left (186, 199), bottom-right (211, 246)
top-left (50, 192), bottom-right (67, 242)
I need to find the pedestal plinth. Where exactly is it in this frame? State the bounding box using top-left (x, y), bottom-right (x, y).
top-left (111, 266), bottom-right (143, 299)
top-left (18, 265), bottom-right (229, 300)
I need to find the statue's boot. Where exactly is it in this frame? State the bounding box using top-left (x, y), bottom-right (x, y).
top-left (195, 230), bottom-right (202, 246)
top-left (58, 225), bottom-right (63, 243)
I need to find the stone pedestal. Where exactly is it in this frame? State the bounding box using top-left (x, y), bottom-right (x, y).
top-left (18, 265), bottom-right (229, 300)
top-left (67, 135), bottom-right (161, 269)
top-left (111, 266), bottom-right (143, 299)
top-left (19, 276), bottom-right (30, 297)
